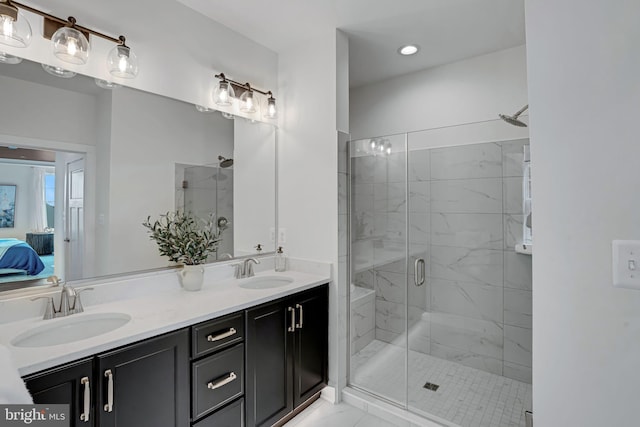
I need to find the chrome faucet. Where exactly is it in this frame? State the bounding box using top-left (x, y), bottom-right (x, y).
top-left (32, 282), bottom-right (93, 320)
top-left (233, 258), bottom-right (261, 279)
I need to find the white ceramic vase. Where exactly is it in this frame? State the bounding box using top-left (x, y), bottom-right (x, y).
top-left (179, 264), bottom-right (205, 291)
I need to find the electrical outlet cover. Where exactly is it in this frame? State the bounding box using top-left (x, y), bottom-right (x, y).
top-left (612, 240), bottom-right (640, 290)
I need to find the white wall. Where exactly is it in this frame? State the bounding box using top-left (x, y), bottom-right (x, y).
top-left (526, 0), bottom-right (640, 426)
top-left (233, 120), bottom-right (276, 255)
top-left (0, 0), bottom-right (277, 123)
top-left (0, 164), bottom-right (31, 240)
top-left (278, 29), bottom-right (340, 388)
top-left (350, 45), bottom-right (528, 139)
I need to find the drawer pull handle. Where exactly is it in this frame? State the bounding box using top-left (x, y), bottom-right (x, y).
top-left (295, 304), bottom-right (303, 329)
top-left (207, 372), bottom-right (237, 390)
top-left (287, 306), bottom-right (295, 332)
top-left (104, 369), bottom-right (113, 412)
top-left (207, 327), bottom-right (237, 342)
top-left (80, 376), bottom-right (90, 422)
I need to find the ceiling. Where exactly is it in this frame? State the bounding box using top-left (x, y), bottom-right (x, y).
top-left (177, 0), bottom-right (525, 88)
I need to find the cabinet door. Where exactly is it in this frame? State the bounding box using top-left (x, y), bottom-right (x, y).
top-left (293, 285), bottom-right (328, 407)
top-left (245, 298), bottom-right (294, 427)
top-left (25, 358), bottom-right (94, 427)
top-left (97, 329), bottom-right (190, 427)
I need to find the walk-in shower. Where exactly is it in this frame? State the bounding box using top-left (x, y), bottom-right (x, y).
top-left (347, 119), bottom-right (532, 427)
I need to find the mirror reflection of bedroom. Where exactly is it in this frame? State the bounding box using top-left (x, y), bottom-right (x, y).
top-left (0, 146), bottom-right (77, 290)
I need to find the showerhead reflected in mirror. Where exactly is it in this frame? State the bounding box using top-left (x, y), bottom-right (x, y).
top-left (218, 155), bottom-right (234, 168)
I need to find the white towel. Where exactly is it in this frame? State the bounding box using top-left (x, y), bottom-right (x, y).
top-left (0, 345), bottom-right (33, 404)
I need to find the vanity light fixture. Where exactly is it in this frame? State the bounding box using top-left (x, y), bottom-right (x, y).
top-left (51, 17), bottom-right (89, 65)
top-left (213, 73), bottom-right (277, 119)
top-left (239, 85), bottom-right (257, 113)
top-left (195, 105), bottom-right (215, 113)
top-left (0, 1), bottom-right (139, 78)
top-left (0, 0), bottom-right (31, 48)
top-left (368, 137), bottom-right (392, 156)
top-left (398, 44), bottom-right (419, 56)
top-left (95, 78), bottom-right (120, 89)
top-left (0, 51), bottom-right (20, 63)
top-left (42, 63), bottom-right (76, 78)
top-left (213, 76), bottom-right (235, 106)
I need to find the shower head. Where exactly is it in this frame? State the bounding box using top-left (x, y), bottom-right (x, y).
top-left (499, 104), bottom-right (529, 127)
top-left (218, 155), bottom-right (233, 168)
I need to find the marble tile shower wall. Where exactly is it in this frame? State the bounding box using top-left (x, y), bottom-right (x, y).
top-left (350, 139), bottom-right (532, 384)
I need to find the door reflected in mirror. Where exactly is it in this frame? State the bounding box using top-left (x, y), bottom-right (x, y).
top-left (0, 58), bottom-right (276, 293)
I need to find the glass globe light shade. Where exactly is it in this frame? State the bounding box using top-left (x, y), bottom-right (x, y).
top-left (264, 96), bottom-right (277, 119)
top-left (108, 44), bottom-right (138, 79)
top-left (213, 81), bottom-right (235, 106)
top-left (95, 79), bottom-right (120, 89)
top-left (42, 63), bottom-right (76, 79)
top-left (195, 105), bottom-right (214, 113)
top-left (52, 26), bottom-right (90, 65)
top-left (0, 11), bottom-right (31, 48)
top-left (0, 51), bottom-right (21, 64)
top-left (239, 90), bottom-right (257, 114)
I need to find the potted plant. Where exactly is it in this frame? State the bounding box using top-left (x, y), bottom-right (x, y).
top-left (142, 211), bottom-right (221, 291)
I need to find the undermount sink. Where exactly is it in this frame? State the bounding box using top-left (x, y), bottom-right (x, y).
top-left (238, 275), bottom-right (294, 289)
top-left (11, 312), bottom-right (132, 348)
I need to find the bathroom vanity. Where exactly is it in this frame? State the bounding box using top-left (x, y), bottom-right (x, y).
top-left (0, 264), bottom-right (329, 427)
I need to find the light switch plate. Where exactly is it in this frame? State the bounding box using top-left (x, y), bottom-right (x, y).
top-left (612, 240), bottom-right (640, 289)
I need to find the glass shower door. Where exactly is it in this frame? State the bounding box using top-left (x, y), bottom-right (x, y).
top-left (349, 133), bottom-right (409, 406)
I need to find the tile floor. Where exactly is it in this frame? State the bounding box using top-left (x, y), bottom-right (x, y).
top-left (351, 340), bottom-right (532, 427)
top-left (284, 398), bottom-right (405, 427)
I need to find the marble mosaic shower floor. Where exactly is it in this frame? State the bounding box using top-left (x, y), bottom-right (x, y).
top-left (351, 340), bottom-right (532, 427)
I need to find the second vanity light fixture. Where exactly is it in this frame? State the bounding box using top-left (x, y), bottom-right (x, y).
top-left (0, 0), bottom-right (139, 78)
top-left (213, 73), bottom-right (277, 119)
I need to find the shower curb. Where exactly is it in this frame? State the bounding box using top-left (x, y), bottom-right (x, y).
top-left (342, 387), bottom-right (458, 427)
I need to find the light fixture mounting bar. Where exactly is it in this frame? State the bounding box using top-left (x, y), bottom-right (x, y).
top-left (11, 1), bottom-right (124, 44)
top-left (215, 73), bottom-right (274, 98)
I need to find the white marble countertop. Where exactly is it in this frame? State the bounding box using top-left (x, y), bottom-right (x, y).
top-left (0, 261), bottom-right (330, 377)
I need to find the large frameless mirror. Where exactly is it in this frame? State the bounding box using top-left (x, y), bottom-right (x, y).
top-left (0, 58), bottom-right (276, 293)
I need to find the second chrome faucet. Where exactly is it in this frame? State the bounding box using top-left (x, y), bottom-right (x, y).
top-left (234, 258), bottom-right (260, 279)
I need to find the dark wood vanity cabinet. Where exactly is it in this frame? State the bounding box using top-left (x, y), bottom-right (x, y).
top-left (190, 313), bottom-right (245, 426)
top-left (21, 283), bottom-right (328, 427)
top-left (25, 358), bottom-right (94, 427)
top-left (25, 330), bottom-right (190, 427)
top-left (245, 284), bottom-right (328, 427)
top-left (96, 329), bottom-right (190, 427)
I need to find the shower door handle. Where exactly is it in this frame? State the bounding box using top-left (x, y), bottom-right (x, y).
top-left (414, 258), bottom-right (425, 287)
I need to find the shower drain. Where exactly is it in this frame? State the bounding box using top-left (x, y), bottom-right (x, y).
top-left (423, 381), bottom-right (440, 391)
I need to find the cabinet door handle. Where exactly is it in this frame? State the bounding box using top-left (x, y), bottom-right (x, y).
top-left (207, 372), bottom-right (237, 390)
top-left (207, 327), bottom-right (237, 342)
top-left (287, 306), bottom-right (295, 332)
top-left (295, 304), bottom-right (303, 329)
top-left (80, 377), bottom-right (90, 422)
top-left (103, 369), bottom-right (113, 412)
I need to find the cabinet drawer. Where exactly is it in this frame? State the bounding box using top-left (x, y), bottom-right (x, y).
top-left (193, 398), bottom-right (244, 427)
top-left (192, 344), bottom-right (244, 420)
top-left (192, 313), bottom-right (244, 358)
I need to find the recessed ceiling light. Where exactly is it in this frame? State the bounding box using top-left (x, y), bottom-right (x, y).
top-left (398, 44), bottom-right (419, 56)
